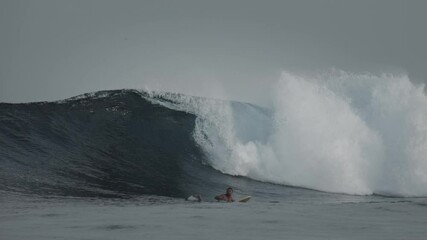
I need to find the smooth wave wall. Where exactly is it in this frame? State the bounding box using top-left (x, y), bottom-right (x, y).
top-left (0, 91), bottom-right (206, 197)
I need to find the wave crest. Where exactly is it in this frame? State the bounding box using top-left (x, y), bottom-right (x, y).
top-left (155, 71), bottom-right (427, 196)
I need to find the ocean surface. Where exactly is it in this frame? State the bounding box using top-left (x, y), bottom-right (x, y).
top-left (1, 72), bottom-right (427, 239)
top-left (2, 191), bottom-right (427, 240)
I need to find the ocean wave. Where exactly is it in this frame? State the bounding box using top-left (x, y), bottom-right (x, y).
top-left (1, 70), bottom-right (427, 197)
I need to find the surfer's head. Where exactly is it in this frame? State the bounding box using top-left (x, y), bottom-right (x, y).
top-left (226, 187), bottom-right (233, 196)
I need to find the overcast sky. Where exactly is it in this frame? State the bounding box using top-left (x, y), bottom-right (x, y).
top-left (1, 0), bottom-right (426, 104)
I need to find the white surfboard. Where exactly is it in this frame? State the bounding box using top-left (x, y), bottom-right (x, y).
top-left (238, 196), bottom-right (251, 203)
top-left (186, 195), bottom-right (202, 202)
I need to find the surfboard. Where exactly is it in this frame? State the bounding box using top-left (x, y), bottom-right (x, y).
top-left (186, 195), bottom-right (202, 202)
top-left (238, 196), bottom-right (251, 203)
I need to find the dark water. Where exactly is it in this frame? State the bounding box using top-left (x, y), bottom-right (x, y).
top-left (0, 90), bottom-right (204, 197)
top-left (0, 90), bottom-right (285, 201)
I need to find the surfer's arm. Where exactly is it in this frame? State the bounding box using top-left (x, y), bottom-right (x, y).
top-left (214, 194), bottom-right (225, 201)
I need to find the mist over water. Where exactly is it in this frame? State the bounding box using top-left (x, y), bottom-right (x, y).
top-left (149, 70), bottom-right (427, 197)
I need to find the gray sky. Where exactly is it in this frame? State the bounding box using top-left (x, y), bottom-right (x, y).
top-left (1, 0), bottom-right (426, 105)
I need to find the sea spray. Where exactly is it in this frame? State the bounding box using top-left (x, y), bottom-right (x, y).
top-left (145, 71), bottom-right (427, 196)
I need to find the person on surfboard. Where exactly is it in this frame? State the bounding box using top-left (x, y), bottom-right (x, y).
top-left (214, 187), bottom-right (234, 202)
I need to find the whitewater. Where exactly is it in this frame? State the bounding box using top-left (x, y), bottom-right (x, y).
top-left (146, 70), bottom-right (427, 197)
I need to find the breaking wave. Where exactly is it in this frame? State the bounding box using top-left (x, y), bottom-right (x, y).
top-left (1, 70), bottom-right (426, 197)
top-left (149, 71), bottom-right (427, 197)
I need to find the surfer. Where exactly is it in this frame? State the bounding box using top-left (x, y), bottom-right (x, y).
top-left (214, 187), bottom-right (234, 202)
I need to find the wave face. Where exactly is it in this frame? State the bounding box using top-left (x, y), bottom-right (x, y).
top-left (1, 71), bottom-right (427, 198)
top-left (0, 90), bottom-right (213, 197)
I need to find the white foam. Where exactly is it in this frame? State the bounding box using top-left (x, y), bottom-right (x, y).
top-left (143, 71), bottom-right (427, 196)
